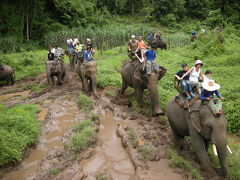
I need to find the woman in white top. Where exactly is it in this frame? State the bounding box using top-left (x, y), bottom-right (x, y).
top-left (180, 60), bottom-right (204, 94)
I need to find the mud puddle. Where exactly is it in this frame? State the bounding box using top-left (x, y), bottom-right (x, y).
top-left (2, 97), bottom-right (80, 180)
top-left (79, 109), bottom-right (135, 179)
top-left (0, 90), bottom-right (30, 104)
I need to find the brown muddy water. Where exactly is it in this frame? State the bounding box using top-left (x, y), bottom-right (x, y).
top-left (2, 97), bottom-right (79, 180)
top-left (79, 109), bottom-right (135, 179)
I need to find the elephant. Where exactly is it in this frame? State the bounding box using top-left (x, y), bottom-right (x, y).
top-left (75, 61), bottom-right (97, 96)
top-left (45, 60), bottom-right (67, 85)
top-left (119, 60), bottom-right (167, 116)
top-left (65, 50), bottom-right (77, 71)
top-left (150, 38), bottom-right (168, 50)
top-left (190, 35), bottom-right (198, 42)
top-left (166, 98), bottom-right (228, 177)
top-left (0, 65), bottom-right (15, 85)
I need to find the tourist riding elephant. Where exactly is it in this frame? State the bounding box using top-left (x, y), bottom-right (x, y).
top-left (75, 61), bottom-right (97, 96)
top-left (45, 60), bottom-right (67, 85)
top-left (0, 65), bottom-right (15, 85)
top-left (119, 60), bottom-right (167, 116)
top-left (166, 98), bottom-right (228, 177)
top-left (65, 50), bottom-right (77, 71)
top-left (151, 38), bottom-right (168, 50)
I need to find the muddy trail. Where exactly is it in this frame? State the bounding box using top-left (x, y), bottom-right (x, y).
top-left (0, 69), bottom-right (193, 180)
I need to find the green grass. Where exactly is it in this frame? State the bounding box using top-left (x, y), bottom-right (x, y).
top-left (50, 168), bottom-right (61, 175)
top-left (0, 50), bottom-right (47, 81)
top-left (0, 104), bottom-right (40, 166)
top-left (96, 173), bottom-right (109, 180)
top-left (139, 145), bottom-right (152, 161)
top-left (68, 127), bottom-right (96, 153)
top-left (128, 129), bottom-right (138, 148)
top-left (167, 149), bottom-right (204, 180)
top-left (74, 119), bottom-right (93, 132)
top-left (76, 94), bottom-right (93, 112)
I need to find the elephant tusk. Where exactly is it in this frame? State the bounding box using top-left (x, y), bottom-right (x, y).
top-left (227, 145), bottom-right (233, 154)
top-left (213, 144), bottom-right (218, 156)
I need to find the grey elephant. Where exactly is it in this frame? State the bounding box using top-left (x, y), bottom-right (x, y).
top-left (119, 60), bottom-right (167, 116)
top-left (75, 61), bottom-right (97, 96)
top-left (166, 98), bottom-right (228, 177)
top-left (45, 60), bottom-right (67, 85)
top-left (0, 65), bottom-right (15, 85)
top-left (150, 38), bottom-right (168, 50)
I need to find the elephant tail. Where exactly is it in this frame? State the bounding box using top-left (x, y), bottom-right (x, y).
top-left (12, 69), bottom-right (16, 85)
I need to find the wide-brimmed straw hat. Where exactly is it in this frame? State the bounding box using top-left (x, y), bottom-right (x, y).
top-left (195, 60), bottom-right (203, 66)
top-left (131, 35), bottom-right (136, 39)
top-left (202, 80), bottom-right (220, 91)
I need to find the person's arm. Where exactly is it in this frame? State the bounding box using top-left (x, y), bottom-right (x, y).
top-left (180, 67), bottom-right (194, 80)
top-left (174, 75), bottom-right (181, 80)
top-left (199, 71), bottom-right (204, 81)
top-left (215, 90), bottom-right (223, 99)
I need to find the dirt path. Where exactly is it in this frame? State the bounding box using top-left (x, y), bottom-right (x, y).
top-left (0, 69), bottom-right (188, 180)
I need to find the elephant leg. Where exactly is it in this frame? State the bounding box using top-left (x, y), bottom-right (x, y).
top-left (90, 76), bottom-right (97, 96)
top-left (57, 73), bottom-right (63, 85)
top-left (135, 87), bottom-right (144, 107)
top-left (51, 75), bottom-right (55, 86)
top-left (119, 78), bottom-right (128, 95)
top-left (188, 126), bottom-right (217, 176)
top-left (169, 120), bottom-right (184, 151)
top-left (83, 77), bottom-right (89, 92)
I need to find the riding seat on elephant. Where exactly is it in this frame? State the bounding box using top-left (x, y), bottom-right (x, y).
top-left (119, 60), bottom-right (167, 116)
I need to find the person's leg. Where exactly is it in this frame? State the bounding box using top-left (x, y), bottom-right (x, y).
top-left (181, 81), bottom-right (191, 100)
top-left (186, 81), bottom-right (195, 97)
top-left (207, 99), bottom-right (217, 114)
top-left (152, 61), bottom-right (159, 71)
top-left (214, 99), bottom-right (223, 112)
top-left (146, 61), bottom-right (151, 74)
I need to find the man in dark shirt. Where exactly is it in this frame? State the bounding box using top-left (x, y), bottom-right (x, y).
top-left (174, 63), bottom-right (194, 100)
top-left (48, 50), bottom-right (55, 61)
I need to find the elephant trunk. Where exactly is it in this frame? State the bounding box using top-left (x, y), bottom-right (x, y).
top-left (215, 139), bottom-right (228, 176)
top-left (147, 79), bottom-right (163, 116)
top-left (91, 74), bottom-right (97, 96)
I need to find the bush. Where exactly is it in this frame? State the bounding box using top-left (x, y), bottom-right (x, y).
top-left (161, 14), bottom-right (177, 27)
top-left (205, 9), bottom-right (225, 29)
top-left (76, 94), bottom-right (93, 112)
top-left (74, 119), bottom-right (93, 132)
top-left (68, 127), bottom-right (96, 153)
top-left (0, 104), bottom-right (40, 166)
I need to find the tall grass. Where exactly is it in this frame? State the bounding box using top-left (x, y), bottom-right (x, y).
top-left (43, 25), bottom-right (156, 50)
top-left (0, 104), bottom-right (40, 166)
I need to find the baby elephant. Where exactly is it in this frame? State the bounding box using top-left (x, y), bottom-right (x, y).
top-left (45, 60), bottom-right (66, 85)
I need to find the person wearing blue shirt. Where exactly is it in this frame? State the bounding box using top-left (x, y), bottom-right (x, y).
top-left (200, 80), bottom-right (224, 116)
top-left (144, 47), bottom-right (159, 74)
top-left (83, 47), bottom-right (93, 63)
top-left (191, 30), bottom-right (196, 36)
top-left (67, 40), bottom-right (75, 54)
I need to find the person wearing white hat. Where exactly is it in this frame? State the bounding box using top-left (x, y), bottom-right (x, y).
top-left (127, 35), bottom-right (139, 60)
top-left (200, 80), bottom-right (224, 116)
top-left (180, 59), bottom-right (204, 94)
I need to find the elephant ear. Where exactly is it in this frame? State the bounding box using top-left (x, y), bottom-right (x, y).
top-left (133, 69), bottom-right (144, 83)
top-left (189, 110), bottom-right (201, 133)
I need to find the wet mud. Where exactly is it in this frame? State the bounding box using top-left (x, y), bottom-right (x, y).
top-left (0, 70), bottom-right (192, 180)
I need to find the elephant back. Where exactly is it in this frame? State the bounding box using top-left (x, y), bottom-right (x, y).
top-left (0, 65), bottom-right (13, 79)
top-left (80, 61), bottom-right (96, 74)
